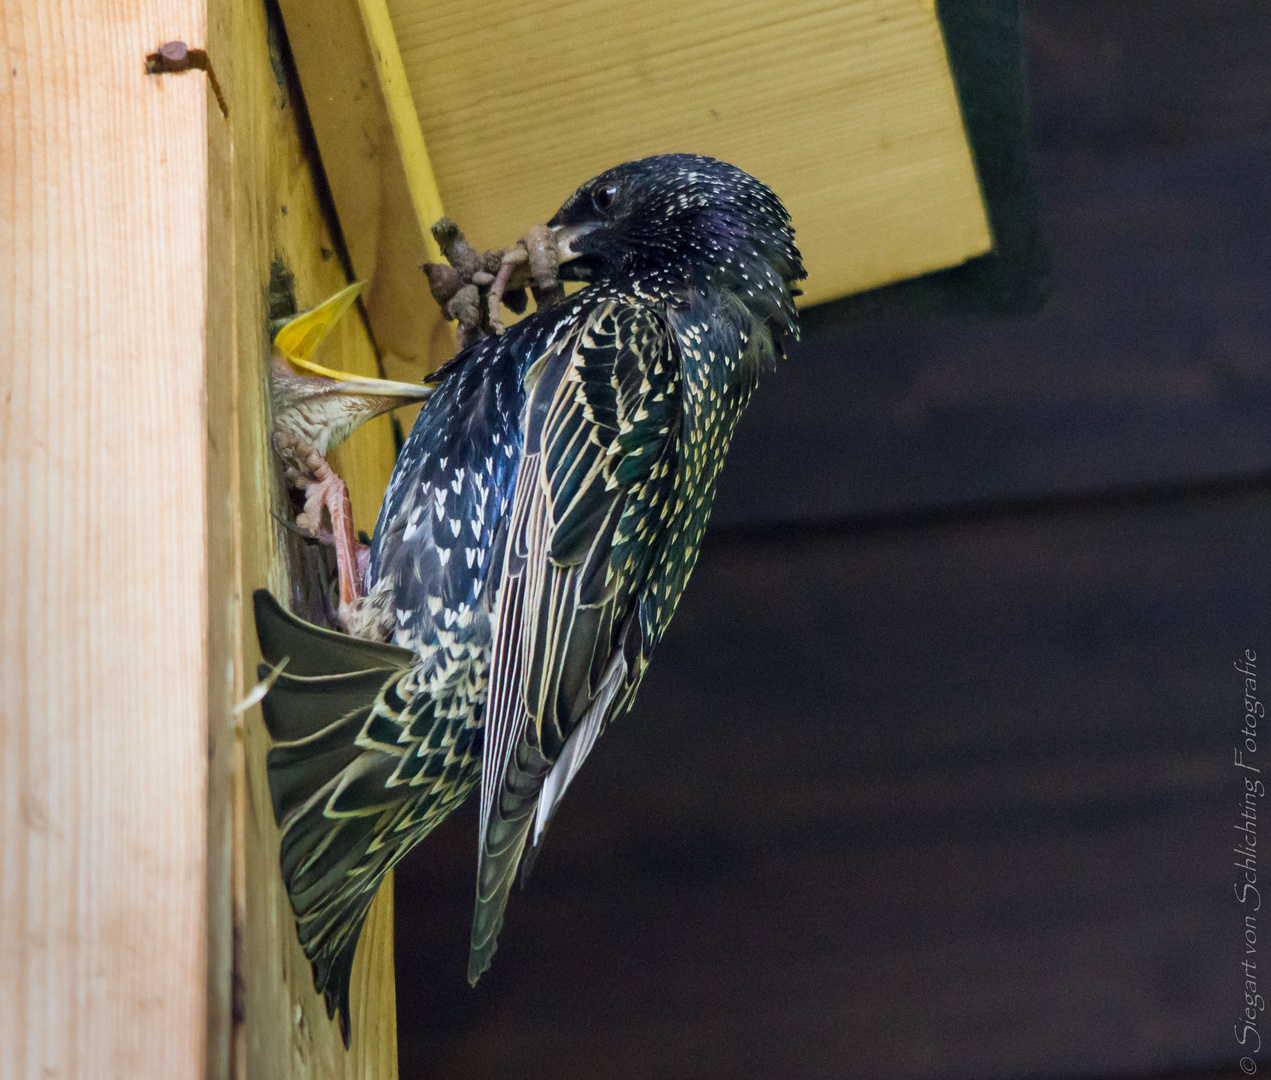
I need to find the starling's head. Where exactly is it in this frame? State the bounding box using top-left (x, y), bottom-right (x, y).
top-left (549, 155), bottom-right (805, 349)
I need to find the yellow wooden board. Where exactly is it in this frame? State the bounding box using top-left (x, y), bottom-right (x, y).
top-left (391, 0), bottom-right (990, 308)
top-left (281, 0), bottom-right (989, 375)
top-left (276, 0), bottom-right (452, 375)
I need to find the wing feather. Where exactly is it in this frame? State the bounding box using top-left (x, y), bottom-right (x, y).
top-left (469, 301), bottom-right (684, 981)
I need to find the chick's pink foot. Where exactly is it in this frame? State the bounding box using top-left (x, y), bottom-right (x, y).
top-left (276, 432), bottom-right (367, 622)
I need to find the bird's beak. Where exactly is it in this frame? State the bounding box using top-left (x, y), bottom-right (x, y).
top-left (274, 280), bottom-right (367, 380)
top-left (551, 222), bottom-right (599, 264)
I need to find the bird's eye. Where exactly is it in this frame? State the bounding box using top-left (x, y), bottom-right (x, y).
top-left (591, 185), bottom-right (618, 214)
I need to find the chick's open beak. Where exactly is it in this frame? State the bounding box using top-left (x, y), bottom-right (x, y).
top-left (274, 281), bottom-right (365, 372)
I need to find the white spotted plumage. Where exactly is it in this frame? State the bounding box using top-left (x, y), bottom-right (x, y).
top-left (256, 155), bottom-right (804, 1037)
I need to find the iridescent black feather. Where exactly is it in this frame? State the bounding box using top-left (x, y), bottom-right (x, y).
top-left (469, 157), bottom-right (803, 981)
top-left (255, 154), bottom-right (804, 1040)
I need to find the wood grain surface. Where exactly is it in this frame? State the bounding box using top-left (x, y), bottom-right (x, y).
top-left (207, 0), bottom-right (402, 1073)
top-left (273, 0), bottom-right (453, 373)
top-left (277, 0), bottom-right (991, 374)
top-left (0, 2), bottom-right (210, 1077)
top-left (390, 0), bottom-right (991, 308)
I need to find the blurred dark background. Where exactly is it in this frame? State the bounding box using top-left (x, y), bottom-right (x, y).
top-left (393, 2), bottom-right (1271, 1077)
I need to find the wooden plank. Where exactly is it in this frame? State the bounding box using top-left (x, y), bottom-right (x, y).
top-left (708, 3), bottom-right (1271, 528)
top-left (272, 0), bottom-right (452, 373)
top-left (1026, 0), bottom-right (1271, 152)
top-left (207, 0), bottom-right (401, 1073)
top-left (392, 488), bottom-right (1271, 1079)
top-left (0, 2), bottom-right (210, 1077)
top-left (388, 0), bottom-right (991, 307)
top-left (206, 63), bottom-right (239, 1080)
top-left (351, 0), bottom-right (444, 262)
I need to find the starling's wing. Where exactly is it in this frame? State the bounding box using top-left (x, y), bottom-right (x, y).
top-left (470, 300), bottom-right (682, 982)
top-left (254, 590), bottom-right (482, 1044)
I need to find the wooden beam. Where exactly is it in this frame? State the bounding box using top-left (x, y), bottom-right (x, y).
top-left (2, 0), bottom-right (403, 1076)
top-left (208, 0), bottom-right (402, 1073)
top-left (352, 0), bottom-right (445, 265)
top-left (1, 2), bottom-right (210, 1077)
top-left (273, 0), bottom-right (453, 377)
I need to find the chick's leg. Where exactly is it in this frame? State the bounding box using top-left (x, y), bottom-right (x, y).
top-left (277, 432), bottom-right (366, 614)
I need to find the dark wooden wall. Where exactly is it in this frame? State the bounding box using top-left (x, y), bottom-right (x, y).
top-left (392, 3), bottom-right (1271, 1077)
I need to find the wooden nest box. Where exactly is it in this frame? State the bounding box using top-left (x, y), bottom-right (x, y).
top-left (2, 0), bottom-right (992, 1077)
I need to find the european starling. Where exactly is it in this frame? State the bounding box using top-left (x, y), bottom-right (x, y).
top-left (254, 154), bottom-right (804, 1043)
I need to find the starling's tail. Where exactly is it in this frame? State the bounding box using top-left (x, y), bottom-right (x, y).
top-left (253, 589), bottom-right (420, 1045)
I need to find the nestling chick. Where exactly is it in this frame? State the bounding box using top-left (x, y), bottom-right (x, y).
top-left (270, 281), bottom-right (433, 619)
